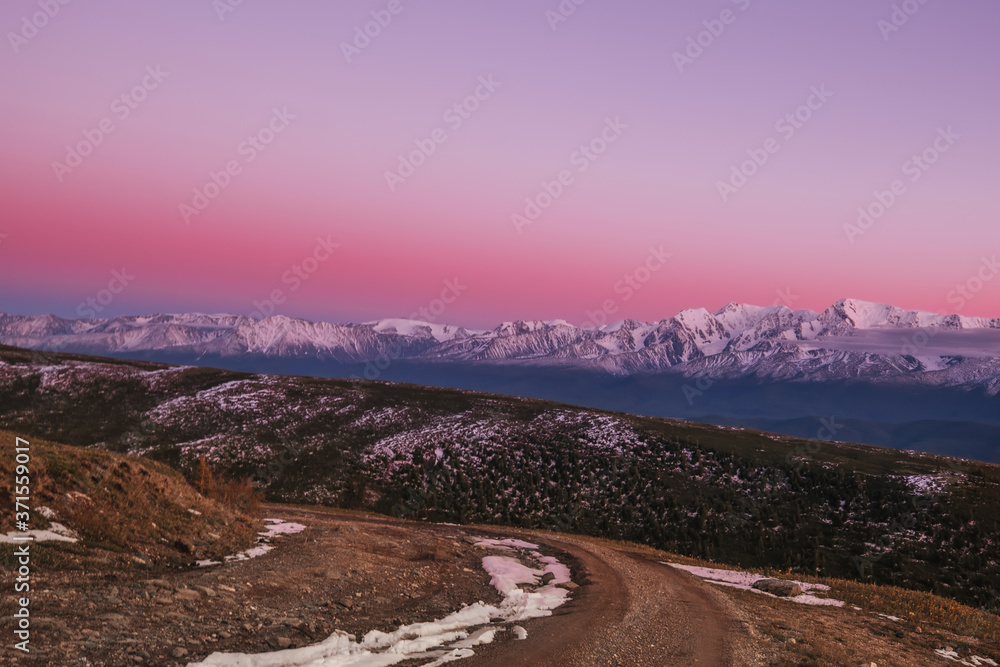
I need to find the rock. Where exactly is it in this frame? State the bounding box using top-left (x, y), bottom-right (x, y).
top-left (218, 585), bottom-right (237, 594)
top-left (98, 614), bottom-right (127, 628)
top-left (324, 569), bottom-right (342, 580)
top-left (146, 579), bottom-right (173, 590)
top-left (277, 637), bottom-right (292, 649)
top-left (154, 594), bottom-right (173, 605)
top-left (559, 581), bottom-right (580, 590)
top-left (175, 538), bottom-right (196, 554)
top-left (194, 586), bottom-right (216, 598)
top-left (175, 589), bottom-right (201, 602)
top-left (170, 647), bottom-right (188, 658)
top-left (751, 579), bottom-right (803, 597)
top-left (540, 572), bottom-right (556, 585)
top-left (336, 597), bottom-right (354, 609)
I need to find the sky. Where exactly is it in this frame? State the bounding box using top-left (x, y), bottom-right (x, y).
top-left (1, 0), bottom-right (998, 328)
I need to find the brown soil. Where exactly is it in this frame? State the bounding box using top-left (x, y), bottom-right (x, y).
top-left (6, 504), bottom-right (988, 667)
top-left (1, 507), bottom-right (518, 666)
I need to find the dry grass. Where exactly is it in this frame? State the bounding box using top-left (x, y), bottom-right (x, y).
top-left (0, 430), bottom-right (260, 570)
top-left (831, 579), bottom-right (1000, 645)
top-left (195, 454), bottom-right (262, 516)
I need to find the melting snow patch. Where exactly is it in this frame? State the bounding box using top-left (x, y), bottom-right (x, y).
top-left (906, 474), bottom-right (948, 495)
top-left (189, 537), bottom-right (571, 667)
top-left (196, 519), bottom-right (305, 567)
top-left (474, 538), bottom-right (538, 550)
top-left (664, 562), bottom-right (842, 607)
top-left (0, 522), bottom-right (79, 544)
top-left (934, 649), bottom-right (998, 665)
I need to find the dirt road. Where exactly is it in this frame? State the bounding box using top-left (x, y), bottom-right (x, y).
top-left (2, 505), bottom-right (753, 666)
top-left (467, 533), bottom-right (749, 666)
top-left (281, 508), bottom-right (754, 666)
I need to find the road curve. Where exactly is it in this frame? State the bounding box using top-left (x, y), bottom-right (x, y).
top-left (468, 534), bottom-right (741, 666)
top-left (267, 507), bottom-right (749, 666)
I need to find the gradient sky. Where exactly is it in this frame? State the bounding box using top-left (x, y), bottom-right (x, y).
top-left (2, 0), bottom-right (998, 328)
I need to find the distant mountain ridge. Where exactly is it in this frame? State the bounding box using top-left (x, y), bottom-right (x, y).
top-left (2, 299), bottom-right (1000, 393)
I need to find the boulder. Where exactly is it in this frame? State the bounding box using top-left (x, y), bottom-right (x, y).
top-left (751, 579), bottom-right (802, 597)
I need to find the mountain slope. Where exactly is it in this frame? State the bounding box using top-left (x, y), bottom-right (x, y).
top-left (1, 345), bottom-right (998, 616)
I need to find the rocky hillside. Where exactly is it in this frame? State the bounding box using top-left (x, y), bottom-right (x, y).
top-left (0, 429), bottom-right (259, 571)
top-left (1, 345), bottom-right (998, 616)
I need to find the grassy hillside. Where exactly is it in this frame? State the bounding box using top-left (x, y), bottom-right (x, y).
top-left (0, 345), bottom-right (998, 616)
top-left (0, 430), bottom-right (258, 570)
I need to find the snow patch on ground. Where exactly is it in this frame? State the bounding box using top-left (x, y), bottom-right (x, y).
top-left (197, 519), bottom-right (305, 567)
top-left (934, 649), bottom-right (998, 665)
top-left (189, 536), bottom-right (571, 667)
top-left (906, 474), bottom-right (948, 495)
top-left (474, 538), bottom-right (538, 550)
top-left (664, 562), bottom-right (843, 607)
top-left (0, 522), bottom-right (79, 543)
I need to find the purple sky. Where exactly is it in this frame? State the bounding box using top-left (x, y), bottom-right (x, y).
top-left (1, 0), bottom-right (998, 327)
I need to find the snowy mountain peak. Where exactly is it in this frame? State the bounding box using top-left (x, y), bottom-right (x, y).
top-left (1, 299), bottom-right (998, 381)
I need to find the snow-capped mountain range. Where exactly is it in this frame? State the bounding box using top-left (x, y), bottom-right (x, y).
top-left (2, 298), bottom-right (1000, 392)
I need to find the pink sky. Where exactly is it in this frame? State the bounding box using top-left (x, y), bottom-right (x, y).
top-left (2, 0), bottom-right (998, 327)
